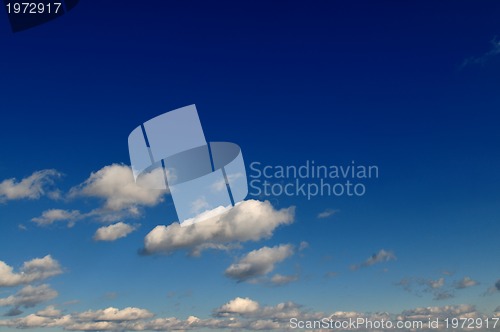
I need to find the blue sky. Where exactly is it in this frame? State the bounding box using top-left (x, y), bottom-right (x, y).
top-left (0, 1), bottom-right (500, 331)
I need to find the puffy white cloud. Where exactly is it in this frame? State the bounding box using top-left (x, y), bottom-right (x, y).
top-left (0, 170), bottom-right (61, 202)
top-left (76, 307), bottom-right (154, 322)
top-left (0, 284), bottom-right (58, 308)
top-left (216, 297), bottom-right (260, 316)
top-left (454, 276), bottom-right (479, 289)
top-left (31, 209), bottom-right (82, 227)
top-left (351, 249), bottom-right (396, 270)
top-left (317, 208), bottom-right (338, 219)
top-left (70, 164), bottom-right (166, 213)
top-left (0, 255), bottom-right (62, 287)
top-left (143, 200), bottom-right (295, 256)
top-left (93, 222), bottom-right (137, 242)
top-left (225, 244), bottom-right (294, 282)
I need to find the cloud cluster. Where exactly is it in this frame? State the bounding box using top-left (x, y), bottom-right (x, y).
top-left (350, 249), bottom-right (396, 270)
top-left (0, 170), bottom-right (62, 202)
top-left (396, 275), bottom-right (480, 301)
top-left (0, 256), bottom-right (62, 287)
top-left (0, 298), bottom-right (491, 332)
top-left (225, 244), bottom-right (294, 283)
top-left (142, 200), bottom-right (295, 256)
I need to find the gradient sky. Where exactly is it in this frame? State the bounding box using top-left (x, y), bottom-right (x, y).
top-left (0, 1), bottom-right (499, 331)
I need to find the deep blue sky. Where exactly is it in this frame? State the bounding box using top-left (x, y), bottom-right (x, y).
top-left (1, 1), bottom-right (500, 331)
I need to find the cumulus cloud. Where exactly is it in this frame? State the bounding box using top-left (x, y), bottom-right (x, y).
top-left (317, 208), bottom-right (338, 219)
top-left (215, 297), bottom-right (260, 316)
top-left (76, 307), bottom-right (154, 322)
top-left (0, 256), bottom-right (62, 287)
top-left (69, 164), bottom-right (166, 215)
top-left (454, 277), bottom-right (479, 289)
top-left (225, 244), bottom-right (294, 282)
top-left (142, 200), bottom-right (295, 256)
top-left (0, 285), bottom-right (58, 308)
top-left (351, 249), bottom-right (396, 270)
top-left (31, 209), bottom-right (82, 227)
top-left (0, 170), bottom-right (62, 202)
top-left (93, 222), bottom-right (138, 242)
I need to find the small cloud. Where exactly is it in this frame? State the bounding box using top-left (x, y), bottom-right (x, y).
top-left (461, 37), bottom-right (500, 68)
top-left (31, 209), bottom-right (82, 227)
top-left (454, 277), bottom-right (479, 289)
top-left (317, 209), bottom-right (338, 219)
top-left (214, 297), bottom-right (259, 317)
top-left (351, 249), bottom-right (396, 270)
top-left (433, 291), bottom-right (454, 301)
top-left (225, 244), bottom-right (294, 283)
top-left (0, 170), bottom-right (62, 202)
top-left (298, 241), bottom-right (309, 252)
top-left (93, 222), bottom-right (138, 242)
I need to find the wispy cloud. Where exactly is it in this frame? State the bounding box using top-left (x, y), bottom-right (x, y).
top-left (0, 170), bottom-right (62, 202)
top-left (461, 37), bottom-right (500, 68)
top-left (93, 222), bottom-right (138, 242)
top-left (317, 208), bottom-right (338, 219)
top-left (351, 249), bottom-right (396, 270)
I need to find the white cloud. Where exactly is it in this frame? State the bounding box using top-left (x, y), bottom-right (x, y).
top-left (0, 284), bottom-right (58, 308)
top-left (215, 297), bottom-right (260, 316)
top-left (225, 244), bottom-right (294, 282)
top-left (143, 200), bottom-right (295, 256)
top-left (0, 255), bottom-right (63, 287)
top-left (351, 249), bottom-right (396, 270)
top-left (93, 222), bottom-right (138, 242)
top-left (70, 164), bottom-right (166, 213)
top-left (76, 307), bottom-right (154, 322)
top-left (455, 276), bottom-right (479, 289)
top-left (317, 208), bottom-right (338, 219)
top-left (31, 209), bottom-right (82, 227)
top-left (0, 170), bottom-right (61, 202)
